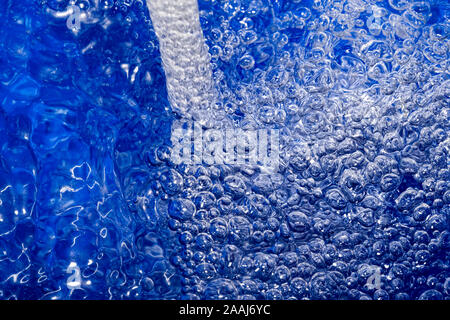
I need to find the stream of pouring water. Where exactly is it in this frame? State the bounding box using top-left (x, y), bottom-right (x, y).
top-left (146, 0), bottom-right (277, 172)
top-left (146, 0), bottom-right (216, 124)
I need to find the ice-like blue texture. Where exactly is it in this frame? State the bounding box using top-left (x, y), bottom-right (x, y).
top-left (0, 0), bottom-right (449, 300)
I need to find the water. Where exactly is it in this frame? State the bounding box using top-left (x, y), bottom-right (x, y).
top-left (146, 0), bottom-right (216, 123)
top-left (0, 0), bottom-right (448, 300)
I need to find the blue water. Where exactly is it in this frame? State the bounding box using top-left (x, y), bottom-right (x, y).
top-left (0, 0), bottom-right (449, 300)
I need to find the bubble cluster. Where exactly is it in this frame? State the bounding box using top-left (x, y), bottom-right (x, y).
top-left (0, 0), bottom-right (448, 300)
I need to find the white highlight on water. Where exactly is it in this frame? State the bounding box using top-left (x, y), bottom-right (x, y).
top-left (146, 0), bottom-right (216, 123)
